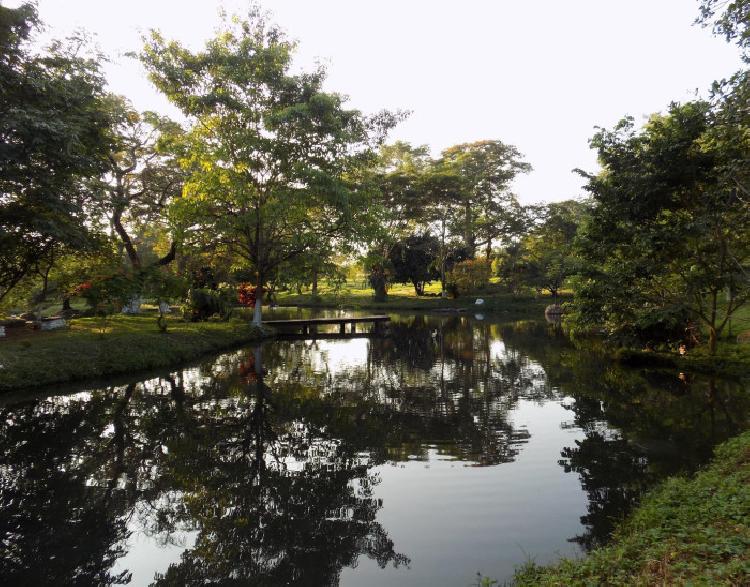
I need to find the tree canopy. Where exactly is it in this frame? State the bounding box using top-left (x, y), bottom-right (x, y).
top-left (0, 3), bottom-right (112, 302)
top-left (139, 9), bottom-right (401, 323)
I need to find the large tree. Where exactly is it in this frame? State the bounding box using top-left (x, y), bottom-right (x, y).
top-left (0, 3), bottom-right (112, 303)
top-left (99, 95), bottom-right (185, 271)
top-left (518, 200), bottom-right (588, 301)
top-left (438, 140), bottom-right (531, 258)
top-left (570, 101), bottom-right (750, 352)
top-left (140, 10), bottom-right (399, 324)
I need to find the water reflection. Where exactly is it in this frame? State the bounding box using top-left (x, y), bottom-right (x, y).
top-left (0, 314), bottom-right (747, 585)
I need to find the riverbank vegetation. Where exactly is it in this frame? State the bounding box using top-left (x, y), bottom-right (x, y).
top-left (513, 429), bottom-right (750, 586)
top-left (0, 315), bottom-right (266, 392)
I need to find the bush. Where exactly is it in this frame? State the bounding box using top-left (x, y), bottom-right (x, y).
top-left (446, 259), bottom-right (491, 295)
top-left (182, 288), bottom-right (233, 322)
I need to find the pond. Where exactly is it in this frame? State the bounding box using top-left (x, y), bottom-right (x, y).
top-left (1, 311), bottom-right (748, 585)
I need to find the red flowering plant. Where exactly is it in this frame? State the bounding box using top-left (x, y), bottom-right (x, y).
top-left (237, 282), bottom-right (258, 308)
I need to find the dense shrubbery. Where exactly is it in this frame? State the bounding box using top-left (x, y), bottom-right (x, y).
top-left (446, 259), bottom-right (491, 296)
top-left (182, 287), bottom-right (234, 322)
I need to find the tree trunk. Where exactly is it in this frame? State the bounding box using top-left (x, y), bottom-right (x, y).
top-left (311, 266), bottom-right (319, 296)
top-left (440, 219), bottom-right (447, 296)
top-left (252, 283), bottom-right (263, 325)
top-left (485, 238), bottom-right (492, 260)
top-left (112, 208), bottom-right (141, 270)
top-left (464, 201), bottom-right (475, 258)
top-left (708, 326), bottom-right (717, 355)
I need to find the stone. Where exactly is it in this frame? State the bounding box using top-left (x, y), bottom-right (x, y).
top-left (0, 325), bottom-right (5, 337)
top-left (475, 298), bottom-right (484, 305)
top-left (122, 295), bottom-right (143, 314)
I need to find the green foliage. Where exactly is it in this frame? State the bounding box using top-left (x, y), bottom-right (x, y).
top-left (698, 0), bottom-right (750, 62)
top-left (502, 200), bottom-right (588, 297)
top-left (140, 9), bottom-right (400, 323)
top-left (513, 430), bottom-right (750, 586)
top-left (98, 95), bottom-right (185, 270)
top-left (0, 3), bottom-right (113, 302)
top-left (182, 287), bottom-right (234, 322)
top-left (446, 259), bottom-right (492, 296)
top-left (388, 233), bottom-right (440, 295)
top-left (568, 100), bottom-right (750, 352)
top-left (439, 140), bottom-right (532, 257)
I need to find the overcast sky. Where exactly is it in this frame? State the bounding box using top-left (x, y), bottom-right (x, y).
top-left (12, 0), bottom-right (744, 203)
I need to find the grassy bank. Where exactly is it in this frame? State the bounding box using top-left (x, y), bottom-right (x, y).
top-left (276, 282), bottom-right (564, 315)
top-left (0, 315), bottom-right (267, 392)
top-left (513, 430), bottom-right (750, 586)
top-left (615, 342), bottom-right (750, 379)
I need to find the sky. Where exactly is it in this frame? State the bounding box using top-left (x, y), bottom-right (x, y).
top-left (12, 0), bottom-right (744, 204)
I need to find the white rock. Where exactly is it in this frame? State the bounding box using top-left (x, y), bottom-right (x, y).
top-left (122, 295), bottom-right (143, 314)
top-left (0, 325), bottom-right (5, 337)
top-left (475, 298), bottom-right (484, 305)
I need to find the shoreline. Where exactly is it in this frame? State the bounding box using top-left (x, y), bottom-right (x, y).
top-left (513, 429), bottom-right (750, 585)
top-left (0, 315), bottom-right (270, 394)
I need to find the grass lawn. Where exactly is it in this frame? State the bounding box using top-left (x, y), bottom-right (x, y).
top-left (0, 314), bottom-right (267, 392)
top-left (513, 430), bottom-right (750, 586)
top-left (275, 279), bottom-right (566, 315)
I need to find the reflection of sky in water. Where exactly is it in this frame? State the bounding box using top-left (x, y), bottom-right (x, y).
top-left (3, 313), bottom-right (745, 586)
top-left (340, 400), bottom-right (588, 586)
top-left (114, 524), bottom-right (198, 586)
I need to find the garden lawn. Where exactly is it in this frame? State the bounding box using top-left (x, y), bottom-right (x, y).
top-left (513, 430), bottom-right (750, 586)
top-left (0, 315), bottom-right (266, 392)
top-left (276, 280), bottom-right (566, 314)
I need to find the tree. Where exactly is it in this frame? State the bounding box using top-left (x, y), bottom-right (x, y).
top-left (569, 101), bottom-right (750, 353)
top-left (519, 200), bottom-right (588, 301)
top-left (364, 142), bottom-right (432, 300)
top-left (697, 0), bottom-right (750, 62)
top-left (99, 95), bottom-right (185, 271)
top-left (0, 3), bottom-right (112, 303)
top-left (140, 9), bottom-right (400, 324)
top-left (388, 233), bottom-right (440, 295)
top-left (438, 140), bottom-right (531, 258)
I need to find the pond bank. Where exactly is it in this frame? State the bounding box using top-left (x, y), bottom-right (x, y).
top-left (0, 315), bottom-right (268, 392)
top-left (615, 345), bottom-right (750, 379)
top-left (275, 290), bottom-right (561, 314)
top-left (513, 429), bottom-right (750, 586)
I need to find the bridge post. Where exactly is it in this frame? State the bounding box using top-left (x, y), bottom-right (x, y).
top-left (339, 322), bottom-right (345, 334)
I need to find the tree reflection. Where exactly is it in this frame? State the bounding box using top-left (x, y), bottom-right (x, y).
top-left (2, 315), bottom-right (747, 580)
top-left (151, 347), bottom-right (409, 585)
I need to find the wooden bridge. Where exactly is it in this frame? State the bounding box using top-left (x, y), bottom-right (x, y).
top-left (263, 315), bottom-right (390, 335)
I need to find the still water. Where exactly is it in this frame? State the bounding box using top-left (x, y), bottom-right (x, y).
top-left (1, 311), bottom-right (748, 585)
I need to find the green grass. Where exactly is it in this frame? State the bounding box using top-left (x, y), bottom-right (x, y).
top-left (513, 431), bottom-right (750, 586)
top-left (0, 314), bottom-right (267, 392)
top-left (276, 280), bottom-right (565, 315)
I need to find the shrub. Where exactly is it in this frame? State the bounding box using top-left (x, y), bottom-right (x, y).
top-left (446, 259), bottom-right (491, 295)
top-left (182, 288), bottom-right (233, 322)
